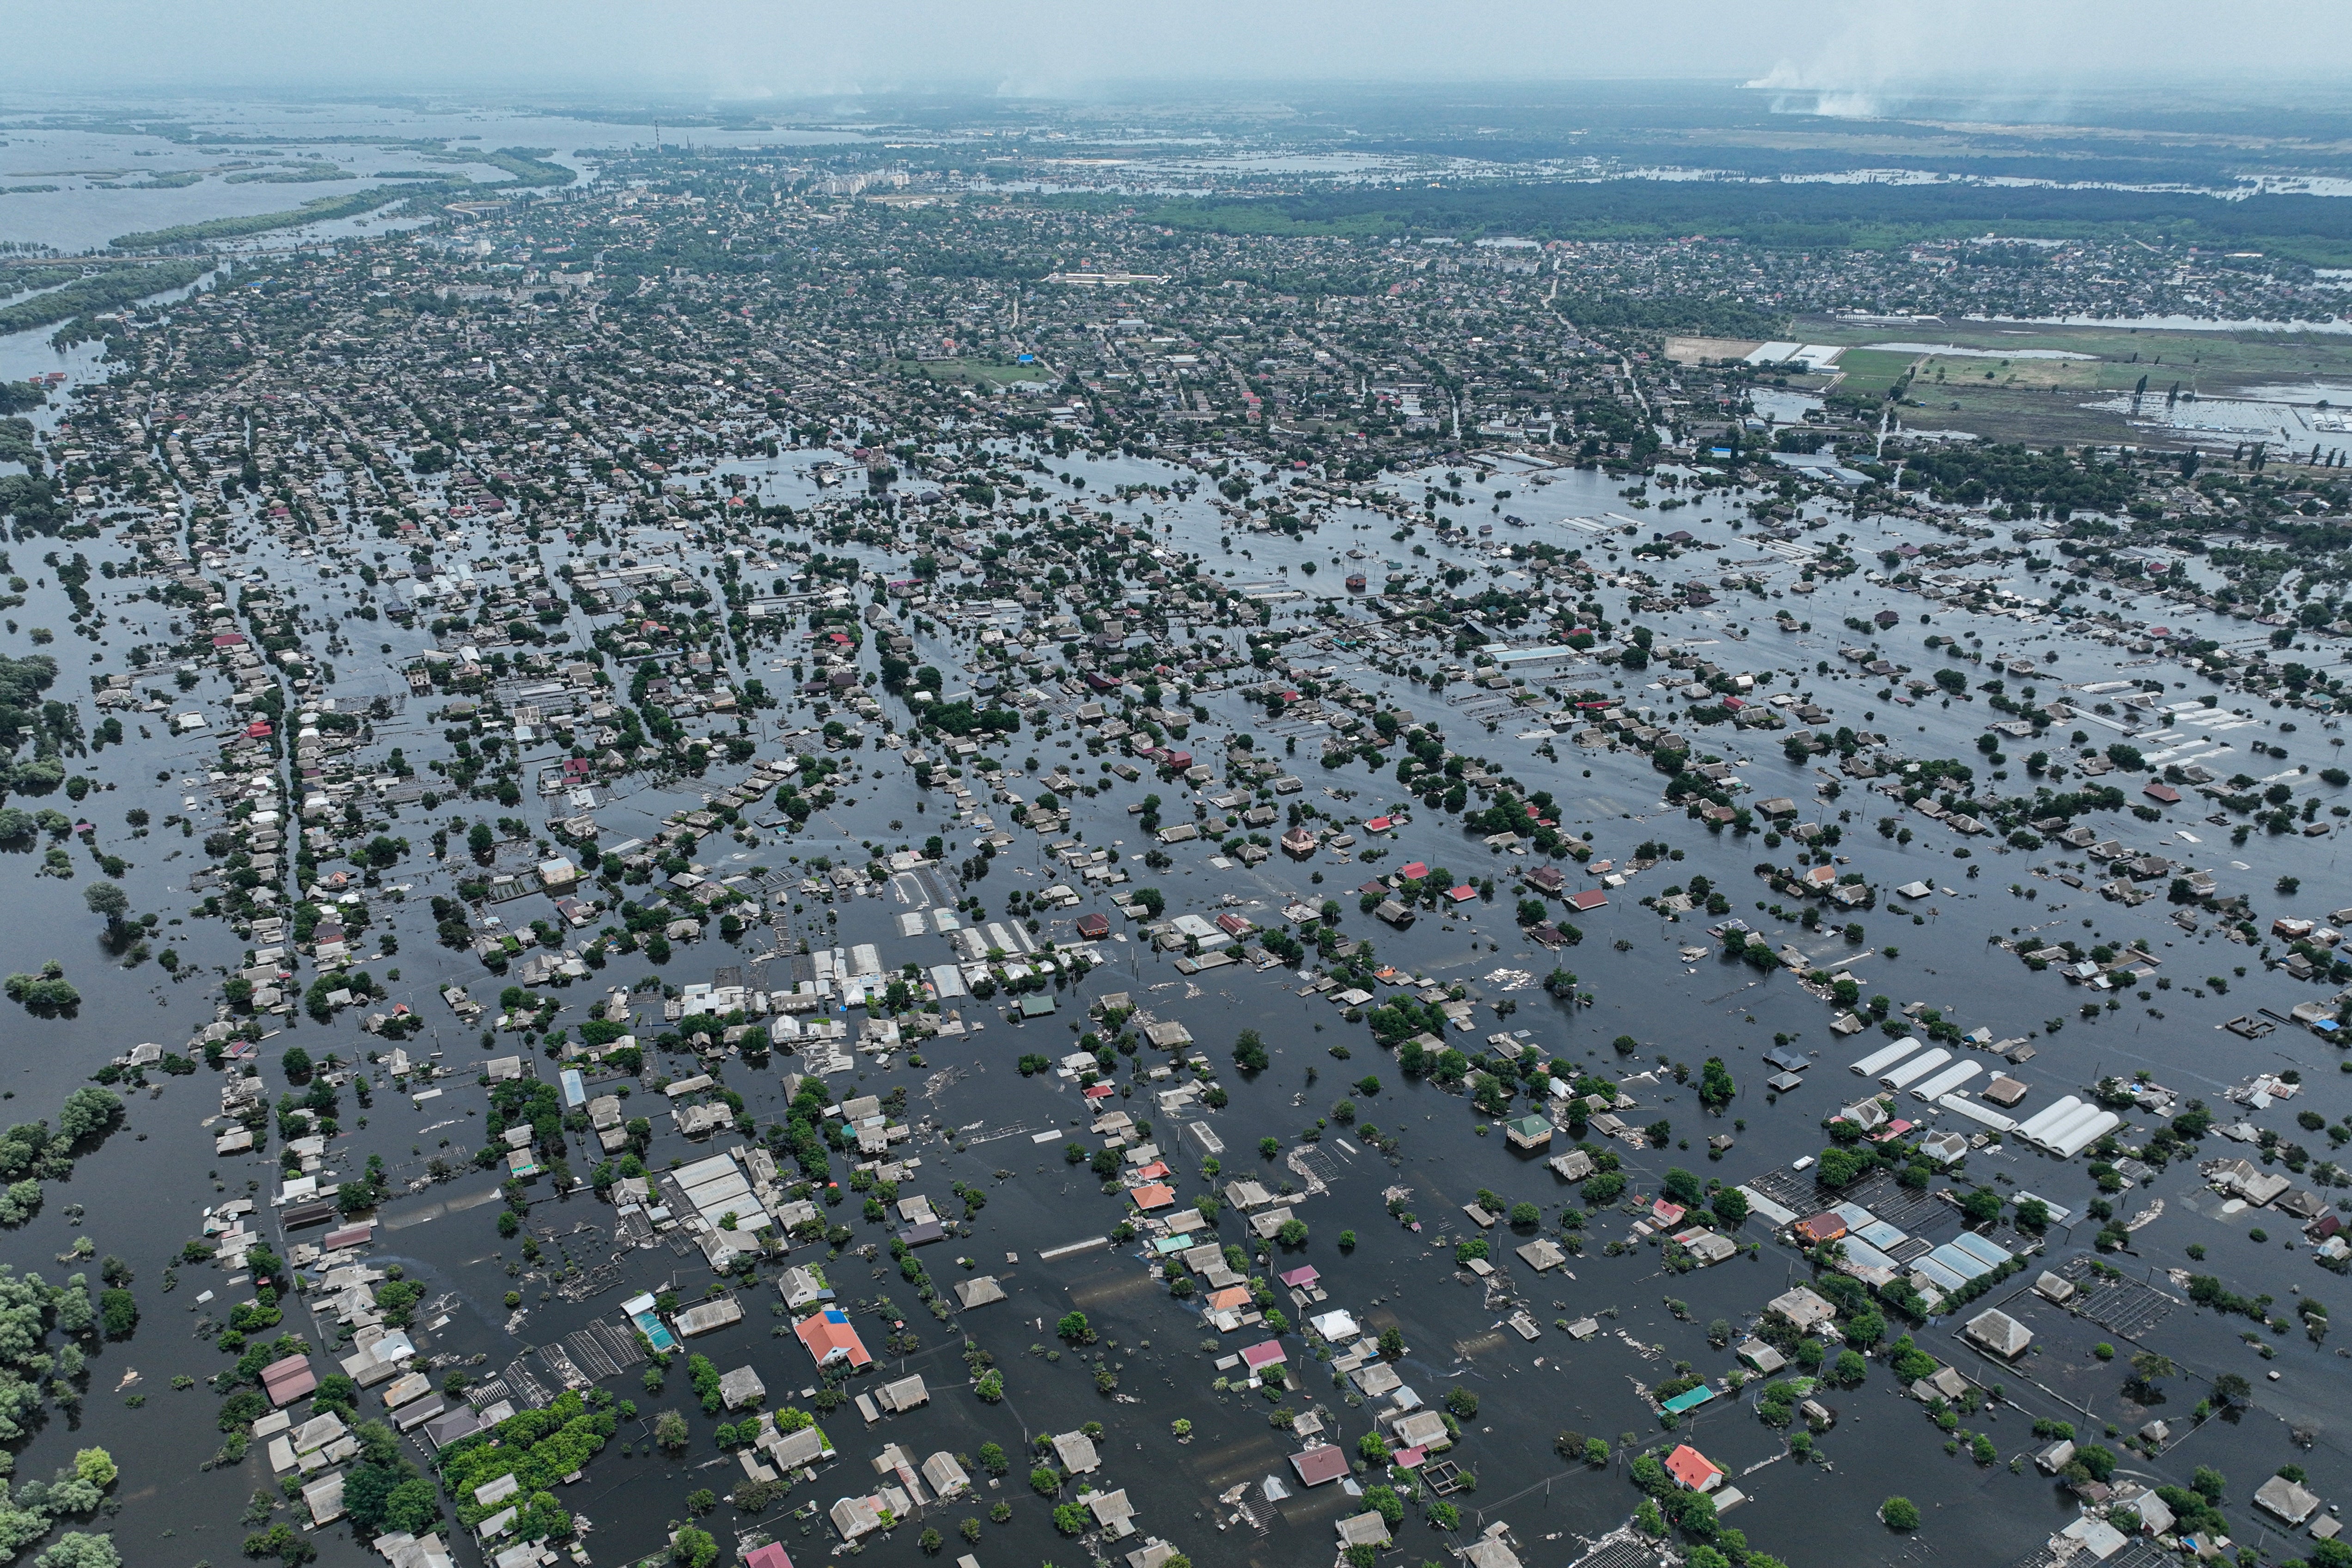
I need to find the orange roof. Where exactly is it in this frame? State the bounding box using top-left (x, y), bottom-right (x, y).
top-left (1131, 1183), bottom-right (1175, 1210)
top-left (1664, 1444), bottom-right (1722, 1491)
top-left (794, 1307), bottom-right (873, 1368)
top-left (1205, 1286), bottom-right (1252, 1312)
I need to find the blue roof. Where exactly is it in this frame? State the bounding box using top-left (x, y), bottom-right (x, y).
top-left (1661, 1386), bottom-right (1718, 1414)
top-left (1927, 1243), bottom-right (1992, 1281)
top-left (1947, 1232), bottom-right (2012, 1270)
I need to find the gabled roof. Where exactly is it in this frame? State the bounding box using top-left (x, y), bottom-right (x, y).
top-left (1291, 1446), bottom-right (1350, 1487)
top-left (1664, 1444), bottom-right (1723, 1491)
top-left (794, 1307), bottom-right (873, 1368)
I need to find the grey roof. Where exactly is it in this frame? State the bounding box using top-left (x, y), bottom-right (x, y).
top-left (953, 1275), bottom-right (1007, 1309)
top-left (2256, 1474), bottom-right (2323, 1525)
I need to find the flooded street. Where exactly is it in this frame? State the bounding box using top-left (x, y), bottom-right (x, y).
top-left (2, 99), bottom-right (2352, 1568)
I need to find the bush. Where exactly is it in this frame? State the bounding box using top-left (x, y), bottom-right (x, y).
top-left (1881, 1496), bottom-right (1921, 1531)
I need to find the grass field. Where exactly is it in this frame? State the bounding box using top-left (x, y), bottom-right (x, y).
top-left (893, 357), bottom-right (1051, 388)
top-left (1797, 318), bottom-right (2352, 447)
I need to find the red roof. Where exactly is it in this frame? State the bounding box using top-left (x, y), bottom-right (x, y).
top-left (1076, 913), bottom-right (1110, 939)
top-left (1446, 884), bottom-right (1477, 903)
top-left (2143, 782), bottom-right (2181, 804)
top-left (1665, 1444), bottom-right (1723, 1491)
top-left (1131, 1183), bottom-right (1175, 1210)
top-left (1364, 816), bottom-right (1394, 832)
top-left (1240, 1340), bottom-right (1287, 1370)
top-left (1650, 1199), bottom-right (1687, 1226)
top-left (794, 1307), bottom-right (873, 1368)
top-left (1399, 861), bottom-right (1429, 880)
top-left (1566, 890), bottom-right (1609, 912)
top-left (211, 633), bottom-right (247, 648)
top-left (1277, 1265), bottom-right (1320, 1288)
top-left (1290, 1446), bottom-right (1351, 1486)
top-left (744, 1546), bottom-right (793, 1568)
top-left (1393, 1445), bottom-right (1428, 1470)
top-left (261, 1353), bottom-right (317, 1406)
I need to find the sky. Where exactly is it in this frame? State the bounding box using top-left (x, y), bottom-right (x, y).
top-left (5, 0), bottom-right (2347, 101)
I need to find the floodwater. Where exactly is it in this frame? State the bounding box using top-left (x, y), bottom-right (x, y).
top-left (0, 99), bottom-right (870, 255)
top-left (1, 360), bottom-right (2349, 1568)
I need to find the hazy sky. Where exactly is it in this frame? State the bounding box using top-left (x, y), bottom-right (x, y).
top-left (8, 0), bottom-right (2347, 99)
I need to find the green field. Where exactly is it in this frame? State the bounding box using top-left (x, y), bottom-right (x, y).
top-left (894, 357), bottom-right (1053, 388)
top-left (1807, 320), bottom-right (2352, 446)
top-left (1827, 349), bottom-right (1922, 398)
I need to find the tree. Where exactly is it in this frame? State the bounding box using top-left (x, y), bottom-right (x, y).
top-left (280, 1046), bottom-right (314, 1084)
top-left (1815, 1146), bottom-right (1869, 1189)
top-left (918, 1526), bottom-right (943, 1555)
top-left (2127, 1351), bottom-right (2175, 1400)
top-left (81, 882), bottom-right (128, 928)
top-left (34, 1536), bottom-right (122, 1568)
top-left (1881, 1497), bottom-right (1922, 1531)
top-left (56, 1087), bottom-right (120, 1141)
top-left (1057, 1311), bottom-right (1092, 1343)
top-left (1233, 1029), bottom-right (1270, 1072)
top-left (1052, 1501), bottom-right (1089, 1535)
top-left (97, 1289), bottom-right (135, 1338)
top-left (1378, 1327), bottom-right (1405, 1361)
top-left (654, 1409), bottom-right (690, 1452)
top-left (1711, 1187), bottom-right (1749, 1227)
top-left (71, 1449), bottom-right (116, 1489)
top-left (1446, 1386), bottom-right (1479, 1419)
top-left (669, 1525), bottom-right (717, 1568)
